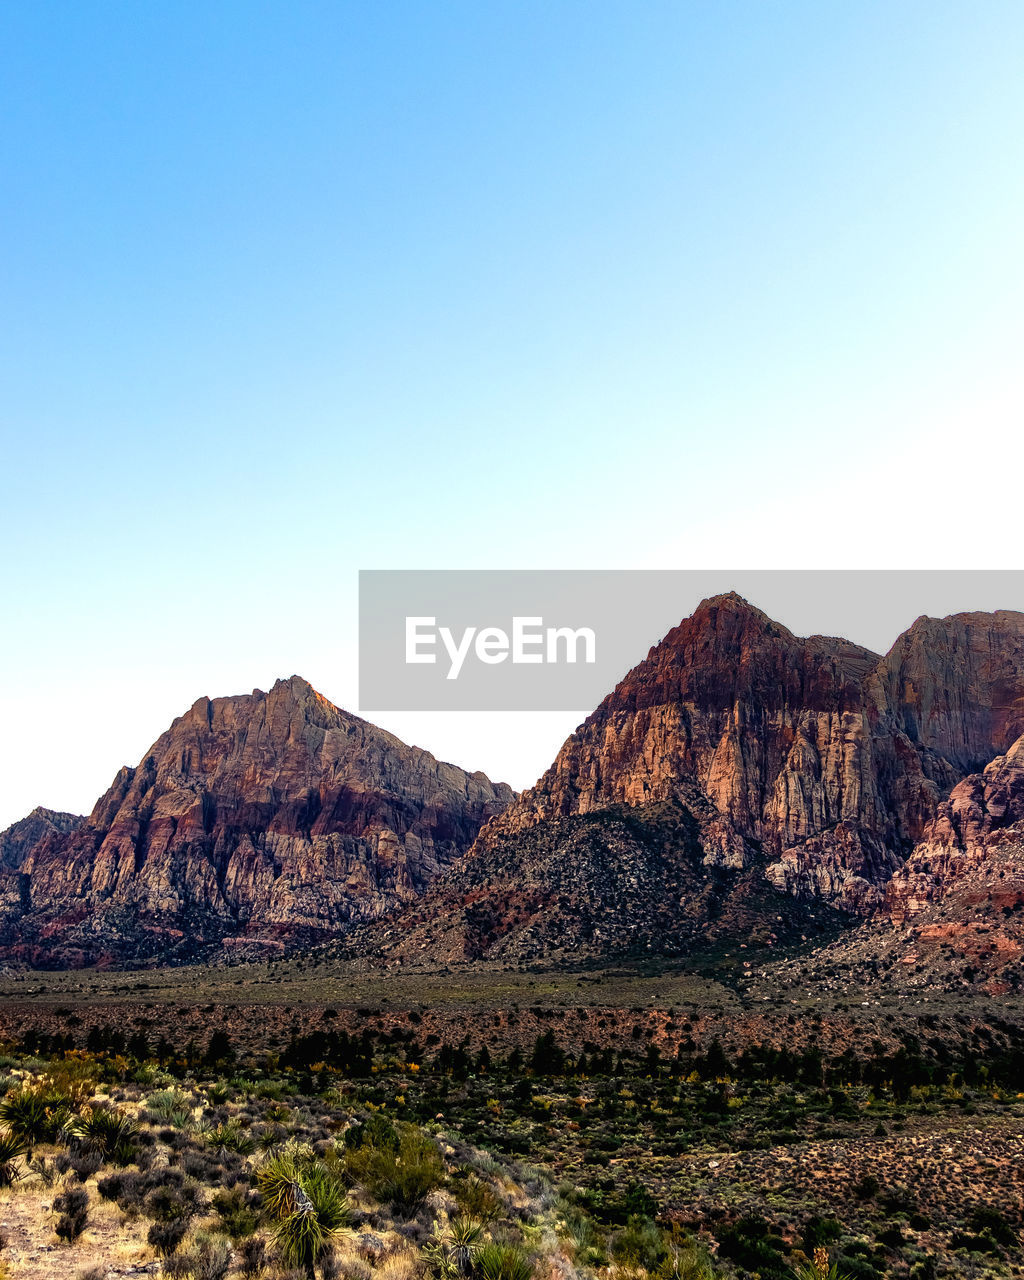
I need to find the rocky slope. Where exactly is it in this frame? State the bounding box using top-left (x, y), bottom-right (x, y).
top-left (366, 594), bottom-right (1024, 965)
top-left (0, 806), bottom-right (83, 870)
top-left (0, 677), bottom-right (511, 966)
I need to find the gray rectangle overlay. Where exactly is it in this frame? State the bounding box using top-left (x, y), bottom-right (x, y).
top-left (358, 570), bottom-right (1024, 713)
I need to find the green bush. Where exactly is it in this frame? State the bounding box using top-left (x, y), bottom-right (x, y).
top-left (342, 1121), bottom-right (443, 1215)
top-left (212, 1185), bottom-right (260, 1240)
top-left (612, 1216), bottom-right (667, 1270)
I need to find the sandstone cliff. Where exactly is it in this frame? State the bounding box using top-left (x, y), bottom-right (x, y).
top-left (478, 596), bottom-right (1024, 912)
top-left (366, 594), bottom-right (1024, 965)
top-left (3, 677), bottom-right (512, 966)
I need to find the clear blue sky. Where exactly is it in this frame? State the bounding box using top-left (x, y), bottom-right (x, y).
top-left (2, 2), bottom-right (1023, 826)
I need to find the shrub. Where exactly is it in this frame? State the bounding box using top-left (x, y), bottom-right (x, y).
top-left (28, 1154), bottom-right (60, 1187)
top-left (212, 1184), bottom-right (260, 1239)
top-left (239, 1234), bottom-right (270, 1277)
top-left (655, 1240), bottom-right (717, 1280)
top-left (163, 1235), bottom-right (232, 1280)
top-left (148, 1218), bottom-right (189, 1257)
top-left (145, 1175), bottom-right (206, 1224)
top-left (612, 1216), bottom-right (667, 1271)
top-left (343, 1122), bottom-right (443, 1215)
top-left (804, 1218), bottom-right (844, 1252)
top-left (70, 1150), bottom-right (103, 1181)
top-left (54, 1186), bottom-right (90, 1242)
top-left (968, 1206), bottom-right (1016, 1247)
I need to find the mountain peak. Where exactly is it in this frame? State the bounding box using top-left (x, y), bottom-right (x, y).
top-left (2, 680), bottom-right (512, 966)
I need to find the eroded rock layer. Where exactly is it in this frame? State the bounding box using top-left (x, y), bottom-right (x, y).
top-left (371, 595), bottom-right (1024, 964)
top-left (1, 677), bottom-right (511, 966)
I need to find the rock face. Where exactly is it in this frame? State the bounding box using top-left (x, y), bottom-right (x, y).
top-left (2, 677), bottom-right (512, 966)
top-left (0, 807), bottom-right (83, 870)
top-left (885, 733), bottom-right (1024, 925)
top-left (480, 596), bottom-right (1024, 909)
top-left (372, 595), bottom-right (1024, 964)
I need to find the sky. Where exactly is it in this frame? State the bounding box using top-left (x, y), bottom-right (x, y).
top-left (2, 1), bottom-right (1024, 828)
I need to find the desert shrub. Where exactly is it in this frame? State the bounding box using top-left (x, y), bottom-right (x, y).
top-left (0, 1130), bottom-right (29, 1187)
top-left (343, 1121), bottom-right (443, 1215)
top-left (655, 1240), bottom-right (718, 1280)
top-left (28, 1154), bottom-right (59, 1186)
top-left (612, 1216), bottom-right (667, 1270)
top-left (967, 1207), bottom-right (1016, 1247)
top-left (716, 1217), bottom-right (789, 1279)
top-left (212, 1184), bottom-right (260, 1239)
top-left (452, 1170), bottom-right (501, 1222)
top-left (163, 1234), bottom-right (232, 1280)
top-left (54, 1185), bottom-right (90, 1242)
top-left (239, 1234), bottom-right (270, 1277)
top-left (145, 1172), bottom-right (206, 1224)
top-left (75, 1268), bottom-right (106, 1280)
top-left (804, 1218), bottom-right (844, 1252)
top-left (97, 1169), bottom-right (144, 1211)
top-left (148, 1218), bottom-right (189, 1257)
top-left (476, 1242), bottom-right (533, 1280)
top-left (876, 1225), bottom-right (904, 1248)
top-left (836, 1256), bottom-right (882, 1280)
top-left (70, 1150), bottom-right (104, 1181)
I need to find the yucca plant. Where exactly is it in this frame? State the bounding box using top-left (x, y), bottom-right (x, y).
top-left (207, 1120), bottom-right (255, 1156)
top-left (0, 1087), bottom-right (71, 1148)
top-left (425, 1218), bottom-right (485, 1279)
top-left (63, 1106), bottom-right (139, 1165)
top-left (794, 1249), bottom-right (852, 1280)
top-left (257, 1146), bottom-right (350, 1278)
top-left (655, 1241), bottom-right (719, 1280)
top-left (476, 1243), bottom-right (534, 1280)
top-left (147, 1088), bottom-right (195, 1127)
top-left (0, 1128), bottom-right (30, 1187)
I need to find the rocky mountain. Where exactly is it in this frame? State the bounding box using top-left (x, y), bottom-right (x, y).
top-left (0, 677), bottom-right (512, 967)
top-left (0, 806), bottom-right (83, 871)
top-left (365, 594), bottom-right (1024, 965)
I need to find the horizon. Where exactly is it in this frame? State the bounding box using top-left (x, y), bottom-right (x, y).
top-left (4, 573), bottom-right (1023, 830)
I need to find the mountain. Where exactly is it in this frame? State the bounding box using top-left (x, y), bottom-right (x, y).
top-left (0, 806), bottom-right (83, 870)
top-left (0, 677), bottom-right (512, 967)
top-left (364, 594), bottom-right (1024, 965)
